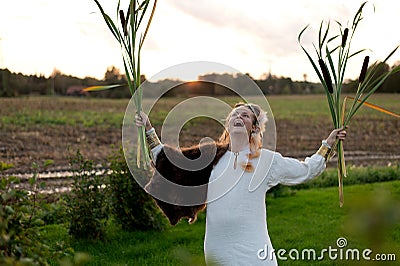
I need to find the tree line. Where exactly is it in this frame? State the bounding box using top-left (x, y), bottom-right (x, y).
top-left (1, 62), bottom-right (399, 98)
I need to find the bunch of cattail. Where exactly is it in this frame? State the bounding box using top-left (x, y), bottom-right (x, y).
top-left (86, 0), bottom-right (157, 169)
top-left (298, 2), bottom-right (400, 207)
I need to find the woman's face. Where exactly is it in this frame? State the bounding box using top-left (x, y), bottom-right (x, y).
top-left (227, 106), bottom-right (255, 136)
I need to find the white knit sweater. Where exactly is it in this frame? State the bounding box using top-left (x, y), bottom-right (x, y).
top-left (152, 145), bottom-right (326, 265)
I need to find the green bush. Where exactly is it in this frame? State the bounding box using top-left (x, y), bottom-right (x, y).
top-left (0, 162), bottom-right (72, 265)
top-left (267, 185), bottom-right (297, 198)
top-left (65, 150), bottom-right (110, 240)
top-left (107, 147), bottom-right (166, 231)
top-left (40, 197), bottom-right (68, 225)
top-left (296, 164), bottom-right (400, 190)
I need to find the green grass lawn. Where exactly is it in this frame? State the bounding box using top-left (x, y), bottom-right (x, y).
top-left (2, 94), bottom-right (399, 265)
top-left (44, 180), bottom-right (400, 266)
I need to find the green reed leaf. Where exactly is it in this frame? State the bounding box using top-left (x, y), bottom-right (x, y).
top-left (297, 25), bottom-right (309, 42)
top-left (137, 0), bottom-right (151, 30)
top-left (327, 34), bottom-right (339, 44)
top-left (123, 58), bottom-right (134, 95)
top-left (299, 1), bottom-right (400, 206)
top-left (352, 1), bottom-right (368, 29)
top-left (93, 0), bottom-right (120, 42)
top-left (348, 48), bottom-right (368, 59)
top-left (321, 21), bottom-right (330, 50)
top-left (83, 84), bottom-right (125, 92)
top-left (346, 67), bottom-right (400, 123)
top-left (139, 0), bottom-right (157, 50)
top-left (298, 31), bottom-right (337, 126)
top-left (92, 0), bottom-right (156, 169)
top-left (318, 21), bottom-right (330, 57)
top-left (383, 45), bottom-right (400, 63)
top-left (345, 96), bottom-right (400, 119)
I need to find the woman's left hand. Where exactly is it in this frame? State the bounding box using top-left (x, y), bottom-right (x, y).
top-left (326, 126), bottom-right (347, 147)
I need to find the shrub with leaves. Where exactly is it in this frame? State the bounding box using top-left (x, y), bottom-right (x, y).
top-left (108, 147), bottom-right (166, 231)
top-left (65, 150), bottom-right (110, 240)
top-left (0, 161), bottom-right (72, 265)
top-left (39, 196), bottom-right (68, 226)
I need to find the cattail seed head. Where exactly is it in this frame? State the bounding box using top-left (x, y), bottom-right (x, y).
top-left (318, 58), bottom-right (334, 93)
top-left (358, 56), bottom-right (370, 83)
top-left (119, 10), bottom-right (128, 36)
top-left (126, 5), bottom-right (131, 22)
top-left (341, 28), bottom-right (349, 48)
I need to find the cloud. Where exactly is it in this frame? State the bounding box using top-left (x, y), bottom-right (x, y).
top-left (2, 0), bottom-right (399, 81)
top-left (164, 0), bottom-right (357, 58)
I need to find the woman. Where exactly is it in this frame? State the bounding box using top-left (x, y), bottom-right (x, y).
top-left (135, 102), bottom-right (346, 265)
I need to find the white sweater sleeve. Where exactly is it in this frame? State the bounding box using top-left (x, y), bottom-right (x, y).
top-left (150, 144), bottom-right (163, 162)
top-left (267, 152), bottom-right (326, 187)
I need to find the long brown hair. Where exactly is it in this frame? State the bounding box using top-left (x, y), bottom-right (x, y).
top-left (218, 102), bottom-right (268, 171)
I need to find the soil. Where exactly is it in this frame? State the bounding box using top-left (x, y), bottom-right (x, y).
top-left (1, 117), bottom-right (399, 175)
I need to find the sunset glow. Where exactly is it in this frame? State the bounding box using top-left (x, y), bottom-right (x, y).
top-left (0, 0), bottom-right (399, 82)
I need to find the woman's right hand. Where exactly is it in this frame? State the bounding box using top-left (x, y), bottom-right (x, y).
top-left (135, 111), bottom-right (152, 131)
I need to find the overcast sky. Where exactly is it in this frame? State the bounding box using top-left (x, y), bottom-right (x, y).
top-left (0, 0), bottom-right (399, 82)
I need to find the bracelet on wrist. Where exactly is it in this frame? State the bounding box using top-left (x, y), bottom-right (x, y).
top-left (146, 129), bottom-right (161, 149)
top-left (316, 144), bottom-right (332, 161)
top-left (322, 139), bottom-right (331, 149)
top-left (145, 127), bottom-right (155, 135)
